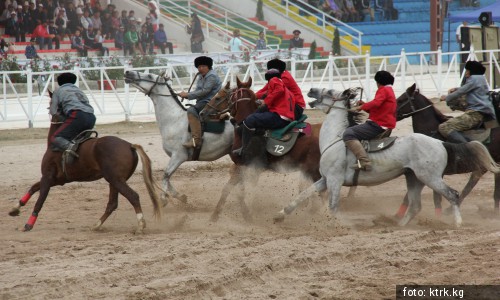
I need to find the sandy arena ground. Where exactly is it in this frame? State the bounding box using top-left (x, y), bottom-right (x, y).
top-left (1, 106), bottom-right (499, 299)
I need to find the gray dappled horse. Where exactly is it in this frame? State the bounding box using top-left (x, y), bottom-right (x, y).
top-left (275, 88), bottom-right (500, 227)
top-left (124, 71), bottom-right (234, 205)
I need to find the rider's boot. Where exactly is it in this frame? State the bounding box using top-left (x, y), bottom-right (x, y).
top-left (446, 131), bottom-right (470, 144)
top-left (183, 113), bottom-right (203, 149)
top-left (232, 122), bottom-right (255, 157)
top-left (52, 136), bottom-right (79, 164)
top-left (345, 139), bottom-right (372, 171)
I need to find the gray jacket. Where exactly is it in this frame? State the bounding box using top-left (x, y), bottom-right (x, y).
top-left (187, 69), bottom-right (221, 103)
top-left (49, 83), bottom-right (94, 116)
top-left (445, 75), bottom-right (496, 119)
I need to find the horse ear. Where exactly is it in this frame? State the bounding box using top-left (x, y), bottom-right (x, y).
top-left (247, 76), bottom-right (252, 88)
top-left (224, 81), bottom-right (230, 89)
top-left (236, 77), bottom-right (241, 87)
top-left (409, 83), bottom-right (416, 93)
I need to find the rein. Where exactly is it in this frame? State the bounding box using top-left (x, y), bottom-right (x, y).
top-left (132, 72), bottom-right (187, 111)
top-left (396, 90), bottom-right (432, 119)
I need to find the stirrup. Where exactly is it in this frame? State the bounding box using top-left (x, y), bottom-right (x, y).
top-left (350, 160), bottom-right (372, 171)
top-left (232, 147), bottom-right (242, 156)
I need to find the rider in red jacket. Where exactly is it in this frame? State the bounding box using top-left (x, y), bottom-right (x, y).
top-left (233, 68), bottom-right (296, 160)
top-left (256, 59), bottom-right (305, 119)
top-left (342, 70), bottom-right (396, 171)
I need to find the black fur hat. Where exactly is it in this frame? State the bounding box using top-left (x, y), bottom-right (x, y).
top-left (465, 61), bottom-right (486, 75)
top-left (266, 59), bottom-right (286, 72)
top-left (374, 70), bottom-right (394, 86)
top-left (57, 72), bottom-right (77, 86)
top-left (265, 68), bottom-right (281, 81)
top-left (194, 56), bottom-right (213, 69)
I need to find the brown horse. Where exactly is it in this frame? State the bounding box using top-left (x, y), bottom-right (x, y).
top-left (396, 83), bottom-right (500, 214)
top-left (8, 116), bottom-right (162, 233)
top-left (200, 77), bottom-right (322, 222)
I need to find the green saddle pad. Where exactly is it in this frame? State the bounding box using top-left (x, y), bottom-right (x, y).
top-left (203, 120), bottom-right (226, 134)
top-left (270, 114), bottom-right (308, 139)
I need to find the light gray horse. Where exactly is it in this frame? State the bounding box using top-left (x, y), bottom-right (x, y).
top-left (275, 88), bottom-right (500, 227)
top-left (124, 71), bottom-right (234, 204)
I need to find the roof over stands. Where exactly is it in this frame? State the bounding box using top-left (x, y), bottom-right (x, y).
top-left (449, 1), bottom-right (500, 23)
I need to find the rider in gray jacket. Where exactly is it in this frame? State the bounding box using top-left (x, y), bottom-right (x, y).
top-left (439, 60), bottom-right (496, 143)
top-left (49, 72), bottom-right (96, 162)
top-left (178, 56), bottom-right (221, 149)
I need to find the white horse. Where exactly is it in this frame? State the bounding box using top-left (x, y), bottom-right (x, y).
top-left (124, 71), bottom-right (234, 204)
top-left (276, 88), bottom-right (500, 226)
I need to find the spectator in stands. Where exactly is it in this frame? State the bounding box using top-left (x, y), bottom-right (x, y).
top-left (105, 3), bottom-right (116, 16)
top-left (128, 10), bottom-right (135, 22)
top-left (456, 21), bottom-right (468, 47)
top-left (114, 25), bottom-right (125, 51)
top-left (119, 9), bottom-right (128, 30)
top-left (84, 1), bottom-right (94, 17)
top-left (0, 39), bottom-right (7, 58)
top-left (154, 23), bottom-right (173, 54)
top-left (255, 31), bottom-right (267, 50)
top-left (5, 11), bottom-right (20, 41)
top-left (38, 3), bottom-right (49, 23)
top-left (55, 8), bottom-right (68, 39)
top-left (45, 0), bottom-right (56, 21)
top-left (0, 4), bottom-right (14, 25)
top-left (145, 15), bottom-right (155, 40)
top-left (91, 10), bottom-right (101, 32)
top-left (101, 11), bottom-right (112, 39)
top-left (227, 28), bottom-right (243, 54)
top-left (379, 0), bottom-right (397, 20)
top-left (343, 0), bottom-right (361, 22)
top-left (289, 29), bottom-right (304, 49)
top-left (82, 23), bottom-right (95, 50)
top-left (123, 24), bottom-right (139, 56)
top-left (47, 19), bottom-right (60, 49)
top-left (110, 10), bottom-right (120, 39)
top-left (139, 25), bottom-right (153, 55)
top-left (65, 2), bottom-right (78, 34)
top-left (81, 8), bottom-right (92, 30)
top-left (25, 37), bottom-right (40, 59)
top-left (27, 2), bottom-right (37, 33)
top-left (322, 0), bottom-right (344, 21)
top-left (21, 2), bottom-right (31, 42)
top-left (188, 13), bottom-right (204, 53)
top-left (33, 19), bottom-right (51, 50)
top-left (148, 0), bottom-right (160, 31)
top-left (93, 29), bottom-right (109, 56)
top-left (71, 29), bottom-right (87, 57)
top-left (358, 0), bottom-right (374, 22)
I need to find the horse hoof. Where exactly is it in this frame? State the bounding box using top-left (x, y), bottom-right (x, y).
top-left (178, 194), bottom-right (188, 204)
top-left (209, 213), bottom-right (219, 223)
top-left (273, 213), bottom-right (285, 223)
top-left (9, 208), bottom-right (20, 217)
top-left (21, 224), bottom-right (33, 232)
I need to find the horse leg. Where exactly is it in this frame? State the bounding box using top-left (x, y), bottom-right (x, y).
top-left (92, 185), bottom-right (119, 231)
top-left (273, 179), bottom-right (325, 223)
top-left (443, 170), bottom-right (484, 215)
top-left (398, 172), bottom-right (424, 226)
top-left (395, 172), bottom-right (413, 219)
top-left (210, 164), bottom-right (242, 222)
top-left (9, 181), bottom-right (41, 216)
top-left (162, 156), bottom-right (188, 205)
top-left (108, 180), bottom-right (146, 234)
top-left (327, 176), bottom-right (344, 215)
top-left (21, 176), bottom-right (53, 232)
top-left (346, 186), bottom-right (357, 201)
top-left (421, 178), bottom-right (462, 227)
top-left (494, 173), bottom-right (500, 213)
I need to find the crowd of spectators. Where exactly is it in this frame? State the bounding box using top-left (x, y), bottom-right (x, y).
top-left (0, 0), bottom-right (175, 59)
top-left (294, 0), bottom-right (398, 23)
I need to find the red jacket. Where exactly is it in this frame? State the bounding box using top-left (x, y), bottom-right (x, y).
top-left (360, 85), bottom-right (396, 129)
top-left (32, 25), bottom-right (50, 38)
top-left (264, 77), bottom-right (296, 121)
top-left (256, 70), bottom-right (305, 108)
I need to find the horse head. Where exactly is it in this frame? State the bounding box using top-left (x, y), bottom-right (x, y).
top-left (307, 87), bottom-right (360, 114)
top-left (200, 81), bottom-right (232, 121)
top-left (124, 71), bottom-right (174, 99)
top-left (395, 83), bottom-right (420, 120)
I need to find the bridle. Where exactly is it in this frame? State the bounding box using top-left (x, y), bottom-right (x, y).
top-left (396, 89), bottom-right (432, 119)
top-left (128, 71), bottom-right (187, 111)
top-left (314, 87), bottom-right (362, 114)
top-left (204, 87), bottom-right (253, 118)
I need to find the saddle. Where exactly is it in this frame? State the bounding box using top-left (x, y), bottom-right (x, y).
top-left (201, 119), bottom-right (226, 134)
top-left (264, 115), bottom-right (311, 157)
top-left (360, 129), bottom-right (397, 153)
top-left (71, 129), bottom-right (99, 147)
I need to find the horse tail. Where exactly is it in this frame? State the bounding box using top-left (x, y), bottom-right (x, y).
top-left (132, 144), bottom-right (162, 220)
top-left (444, 141), bottom-right (500, 174)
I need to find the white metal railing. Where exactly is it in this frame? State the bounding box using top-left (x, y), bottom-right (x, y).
top-left (1, 48), bottom-right (499, 129)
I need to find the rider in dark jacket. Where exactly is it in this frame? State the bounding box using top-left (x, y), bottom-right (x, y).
top-left (49, 72), bottom-right (96, 162)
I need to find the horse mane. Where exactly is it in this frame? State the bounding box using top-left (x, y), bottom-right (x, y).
top-left (415, 90), bottom-right (451, 123)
